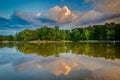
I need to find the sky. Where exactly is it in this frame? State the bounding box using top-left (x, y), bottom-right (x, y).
top-left (0, 0), bottom-right (120, 35)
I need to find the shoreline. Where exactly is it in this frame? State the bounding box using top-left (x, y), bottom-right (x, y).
top-left (78, 40), bottom-right (120, 43)
top-left (0, 40), bottom-right (120, 43)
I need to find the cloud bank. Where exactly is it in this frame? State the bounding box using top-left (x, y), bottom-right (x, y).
top-left (95, 0), bottom-right (120, 14)
top-left (7, 3), bottom-right (120, 26)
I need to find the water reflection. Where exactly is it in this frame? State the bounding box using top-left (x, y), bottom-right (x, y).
top-left (0, 42), bottom-right (120, 80)
top-left (2, 42), bottom-right (119, 59)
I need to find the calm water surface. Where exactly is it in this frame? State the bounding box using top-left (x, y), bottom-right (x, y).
top-left (0, 42), bottom-right (120, 80)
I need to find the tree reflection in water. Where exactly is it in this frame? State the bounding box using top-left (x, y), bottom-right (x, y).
top-left (0, 42), bottom-right (120, 59)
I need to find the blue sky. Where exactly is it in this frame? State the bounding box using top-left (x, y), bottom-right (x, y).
top-left (0, 0), bottom-right (120, 35)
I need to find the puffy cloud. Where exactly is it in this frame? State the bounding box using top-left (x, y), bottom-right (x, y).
top-left (39, 6), bottom-right (77, 25)
top-left (91, 0), bottom-right (120, 24)
top-left (11, 10), bottom-right (41, 25)
top-left (73, 11), bottom-right (120, 26)
top-left (73, 0), bottom-right (120, 26)
top-left (73, 10), bottom-right (103, 25)
top-left (9, 6), bottom-right (77, 26)
top-left (7, 5), bottom-right (120, 26)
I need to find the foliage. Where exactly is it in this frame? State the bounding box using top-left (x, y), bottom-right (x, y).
top-left (0, 23), bottom-right (120, 41)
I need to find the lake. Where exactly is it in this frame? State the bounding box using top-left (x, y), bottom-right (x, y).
top-left (0, 42), bottom-right (120, 80)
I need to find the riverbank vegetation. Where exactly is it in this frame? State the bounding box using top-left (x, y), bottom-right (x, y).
top-left (0, 23), bottom-right (120, 41)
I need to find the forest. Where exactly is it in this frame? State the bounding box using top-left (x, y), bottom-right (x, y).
top-left (0, 23), bottom-right (120, 41)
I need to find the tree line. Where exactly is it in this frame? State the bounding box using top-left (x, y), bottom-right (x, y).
top-left (0, 23), bottom-right (120, 41)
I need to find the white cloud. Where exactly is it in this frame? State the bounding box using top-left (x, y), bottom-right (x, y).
top-left (11, 10), bottom-right (41, 25)
top-left (8, 4), bottom-right (120, 28)
top-left (73, 10), bottom-right (103, 25)
top-left (38, 4), bottom-right (120, 26)
top-left (39, 6), bottom-right (77, 25)
top-left (72, 0), bottom-right (120, 26)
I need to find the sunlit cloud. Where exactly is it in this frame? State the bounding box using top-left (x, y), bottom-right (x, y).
top-left (38, 6), bottom-right (77, 25)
